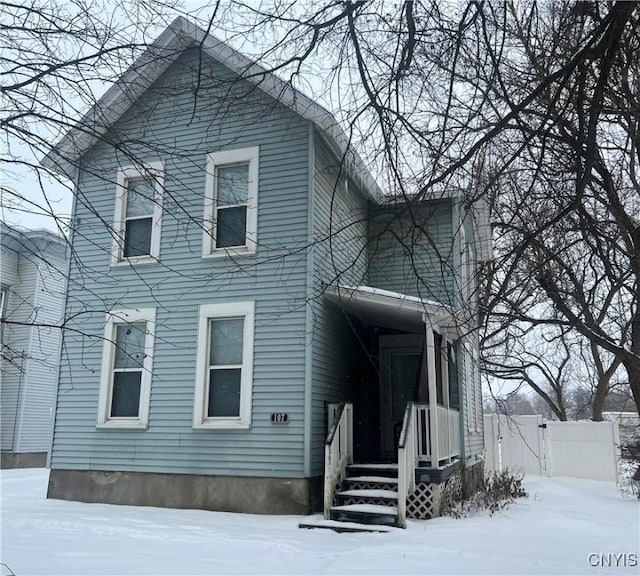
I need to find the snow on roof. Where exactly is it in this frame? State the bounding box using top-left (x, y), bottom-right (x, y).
top-left (340, 285), bottom-right (446, 310)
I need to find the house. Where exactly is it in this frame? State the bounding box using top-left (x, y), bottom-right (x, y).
top-left (42, 17), bottom-right (490, 528)
top-left (1, 221), bottom-right (68, 468)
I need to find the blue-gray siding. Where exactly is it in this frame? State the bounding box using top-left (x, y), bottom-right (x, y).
top-left (308, 134), bottom-right (370, 476)
top-left (51, 48), bottom-right (312, 477)
top-left (52, 46), bottom-right (484, 479)
top-left (367, 198), bottom-right (484, 460)
top-left (368, 199), bottom-right (456, 305)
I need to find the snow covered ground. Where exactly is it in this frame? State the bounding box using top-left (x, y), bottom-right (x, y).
top-left (1, 469), bottom-right (638, 575)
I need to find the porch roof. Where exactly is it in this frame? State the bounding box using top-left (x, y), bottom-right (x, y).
top-left (324, 285), bottom-right (457, 335)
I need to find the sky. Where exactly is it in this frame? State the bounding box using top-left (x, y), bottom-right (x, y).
top-left (1, 0), bottom-right (343, 235)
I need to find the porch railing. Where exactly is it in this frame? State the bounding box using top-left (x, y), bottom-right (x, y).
top-left (324, 402), bottom-right (353, 518)
top-left (415, 404), bottom-right (460, 465)
top-left (397, 402), bottom-right (418, 528)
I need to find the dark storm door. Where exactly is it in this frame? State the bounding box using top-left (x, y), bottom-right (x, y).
top-left (379, 335), bottom-right (423, 458)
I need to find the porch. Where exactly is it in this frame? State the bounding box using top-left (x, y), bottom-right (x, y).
top-left (321, 285), bottom-right (464, 529)
top-left (324, 401), bottom-right (461, 529)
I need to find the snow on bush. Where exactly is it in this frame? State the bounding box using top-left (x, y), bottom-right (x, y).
top-left (449, 469), bottom-right (528, 517)
top-left (619, 428), bottom-right (640, 499)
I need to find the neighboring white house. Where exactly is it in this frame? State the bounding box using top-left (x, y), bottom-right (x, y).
top-left (1, 221), bottom-right (68, 468)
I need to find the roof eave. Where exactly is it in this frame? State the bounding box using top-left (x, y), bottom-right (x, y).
top-left (41, 17), bottom-right (194, 178)
top-left (41, 16), bottom-right (383, 201)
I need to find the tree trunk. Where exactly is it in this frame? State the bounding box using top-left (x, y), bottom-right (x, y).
top-left (591, 382), bottom-right (607, 421)
top-left (624, 359), bottom-right (640, 417)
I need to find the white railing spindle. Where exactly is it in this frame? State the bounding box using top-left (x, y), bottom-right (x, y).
top-left (324, 402), bottom-right (353, 519)
top-left (397, 402), bottom-right (417, 528)
top-left (414, 403), bottom-right (461, 463)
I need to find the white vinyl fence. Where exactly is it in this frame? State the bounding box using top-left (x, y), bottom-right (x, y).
top-left (484, 415), bottom-right (621, 482)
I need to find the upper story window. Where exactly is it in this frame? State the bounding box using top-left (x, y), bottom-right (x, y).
top-left (112, 162), bottom-right (164, 265)
top-left (0, 286), bottom-right (8, 345)
top-left (193, 301), bottom-right (255, 429)
top-left (0, 287), bottom-right (7, 319)
top-left (464, 341), bottom-right (482, 434)
top-left (203, 147), bottom-right (259, 257)
top-left (97, 308), bottom-right (156, 429)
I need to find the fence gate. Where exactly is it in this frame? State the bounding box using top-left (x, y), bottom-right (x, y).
top-left (484, 415), bottom-right (547, 475)
top-left (483, 415), bottom-right (620, 482)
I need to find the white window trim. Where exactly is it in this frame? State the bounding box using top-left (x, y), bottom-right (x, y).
top-left (202, 147), bottom-right (259, 258)
top-left (111, 161), bottom-right (164, 266)
top-left (193, 301), bottom-right (255, 429)
top-left (0, 287), bottom-right (8, 319)
top-left (464, 341), bottom-right (476, 433)
top-left (474, 348), bottom-right (482, 433)
top-left (97, 308), bottom-right (156, 429)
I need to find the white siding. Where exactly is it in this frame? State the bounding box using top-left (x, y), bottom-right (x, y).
top-left (1, 234), bottom-right (66, 454)
top-left (1, 249), bottom-right (38, 451)
top-left (17, 254), bottom-right (66, 452)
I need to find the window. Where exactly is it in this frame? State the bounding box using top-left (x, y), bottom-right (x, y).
top-left (203, 147), bottom-right (259, 256)
top-left (97, 308), bottom-right (155, 428)
top-left (464, 342), bottom-right (477, 433)
top-left (0, 287), bottom-right (8, 346)
top-left (112, 162), bottom-right (163, 264)
top-left (0, 287), bottom-right (7, 319)
top-left (193, 302), bottom-right (254, 428)
top-left (474, 348), bottom-right (482, 432)
top-left (463, 344), bottom-right (483, 433)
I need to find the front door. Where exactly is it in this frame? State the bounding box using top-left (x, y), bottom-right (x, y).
top-left (379, 334), bottom-right (423, 458)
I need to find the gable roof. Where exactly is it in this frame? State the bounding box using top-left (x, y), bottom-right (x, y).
top-left (41, 16), bottom-right (383, 202)
top-left (1, 221), bottom-right (68, 259)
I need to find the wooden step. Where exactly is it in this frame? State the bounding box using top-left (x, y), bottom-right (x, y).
top-left (344, 475), bottom-right (398, 485)
top-left (332, 503), bottom-right (398, 515)
top-left (298, 519), bottom-right (396, 533)
top-left (330, 503), bottom-right (400, 527)
top-left (349, 462), bottom-right (398, 470)
top-left (336, 488), bottom-right (398, 501)
top-left (347, 463), bottom-right (398, 478)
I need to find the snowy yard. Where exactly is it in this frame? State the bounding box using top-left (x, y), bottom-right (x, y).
top-left (1, 469), bottom-right (638, 575)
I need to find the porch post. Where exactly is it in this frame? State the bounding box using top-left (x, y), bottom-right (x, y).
top-left (441, 337), bottom-right (451, 464)
top-left (426, 326), bottom-right (439, 468)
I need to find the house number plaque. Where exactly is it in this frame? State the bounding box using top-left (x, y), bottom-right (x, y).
top-left (271, 413), bottom-right (289, 424)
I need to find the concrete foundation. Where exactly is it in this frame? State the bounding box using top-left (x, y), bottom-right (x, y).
top-left (1, 452), bottom-right (47, 469)
top-left (48, 469), bottom-right (323, 515)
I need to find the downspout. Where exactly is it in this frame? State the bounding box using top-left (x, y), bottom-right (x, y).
top-left (453, 198), bottom-right (467, 465)
top-left (46, 165), bottom-right (78, 469)
top-left (12, 352), bottom-right (26, 452)
top-left (457, 341), bottom-right (466, 463)
top-left (14, 259), bottom-right (38, 453)
top-left (303, 122), bottom-right (315, 479)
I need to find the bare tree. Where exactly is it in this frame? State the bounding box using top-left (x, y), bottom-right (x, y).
top-left (220, 1), bottom-right (640, 415)
top-left (484, 323), bottom-right (577, 421)
top-left (473, 2), bottom-right (640, 416)
top-left (3, 1), bottom-right (640, 418)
